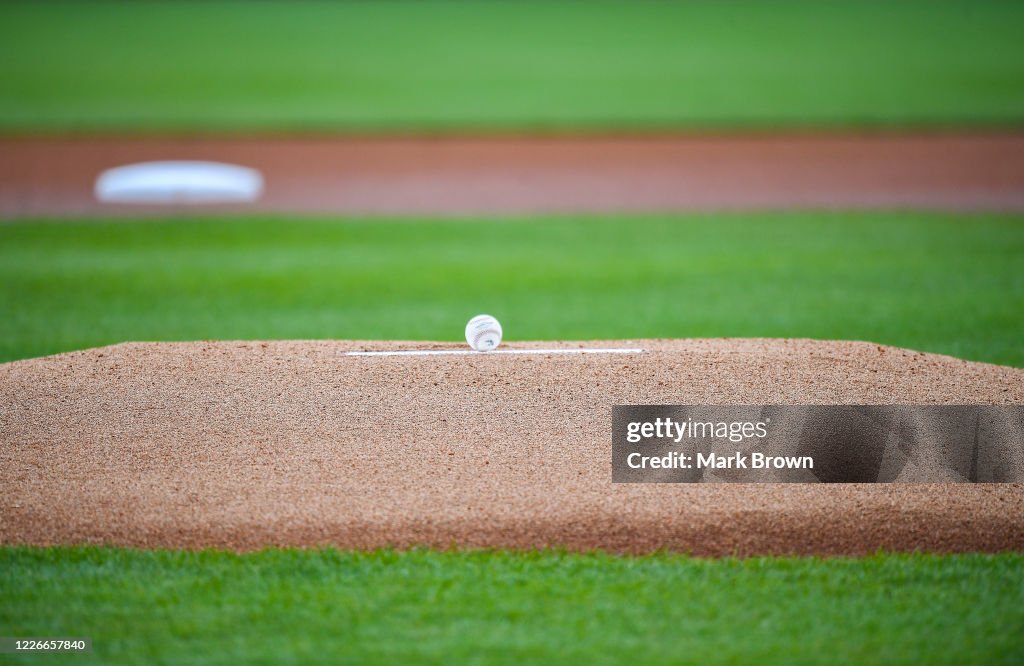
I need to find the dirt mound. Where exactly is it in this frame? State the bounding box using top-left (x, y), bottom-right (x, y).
top-left (1, 339), bottom-right (1022, 555)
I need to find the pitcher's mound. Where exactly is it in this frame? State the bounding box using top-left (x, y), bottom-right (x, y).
top-left (2, 339), bottom-right (1022, 555)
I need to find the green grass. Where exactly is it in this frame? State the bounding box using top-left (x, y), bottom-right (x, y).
top-left (2, 1), bottom-right (1024, 131)
top-left (1, 213), bottom-right (1022, 366)
top-left (3, 214), bottom-right (1022, 664)
top-left (0, 548), bottom-right (1022, 665)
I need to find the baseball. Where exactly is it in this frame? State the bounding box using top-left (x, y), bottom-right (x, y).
top-left (465, 314), bottom-right (502, 352)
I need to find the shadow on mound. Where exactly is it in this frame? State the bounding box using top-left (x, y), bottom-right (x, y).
top-left (797, 406), bottom-right (1023, 483)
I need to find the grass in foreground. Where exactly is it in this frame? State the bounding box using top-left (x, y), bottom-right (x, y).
top-left (1, 213), bottom-right (1022, 366)
top-left (1, 1), bottom-right (1023, 131)
top-left (1, 548), bottom-right (1022, 665)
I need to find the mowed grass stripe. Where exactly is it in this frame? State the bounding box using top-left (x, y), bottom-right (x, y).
top-left (1, 213), bottom-right (1022, 367)
top-left (1, 548), bottom-right (1022, 665)
top-left (1, 1), bottom-right (1023, 130)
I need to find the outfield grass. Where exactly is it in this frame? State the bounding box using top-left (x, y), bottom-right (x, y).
top-left (1, 213), bottom-right (1022, 366)
top-left (1, 1), bottom-right (1023, 131)
top-left (0, 548), bottom-right (1021, 665)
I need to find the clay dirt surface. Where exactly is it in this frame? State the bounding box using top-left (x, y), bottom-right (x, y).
top-left (1, 338), bottom-right (1022, 556)
top-left (2, 133), bottom-right (1024, 217)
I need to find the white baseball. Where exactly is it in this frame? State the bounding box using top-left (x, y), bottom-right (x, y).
top-left (465, 314), bottom-right (502, 352)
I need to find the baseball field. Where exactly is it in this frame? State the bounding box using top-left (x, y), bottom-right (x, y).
top-left (2, 2), bottom-right (1023, 664)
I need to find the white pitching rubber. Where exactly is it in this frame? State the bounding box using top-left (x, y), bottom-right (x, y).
top-left (343, 348), bottom-right (646, 357)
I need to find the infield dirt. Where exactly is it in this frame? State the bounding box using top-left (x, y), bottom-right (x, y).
top-left (3, 133), bottom-right (1024, 217)
top-left (1, 338), bottom-right (1022, 555)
